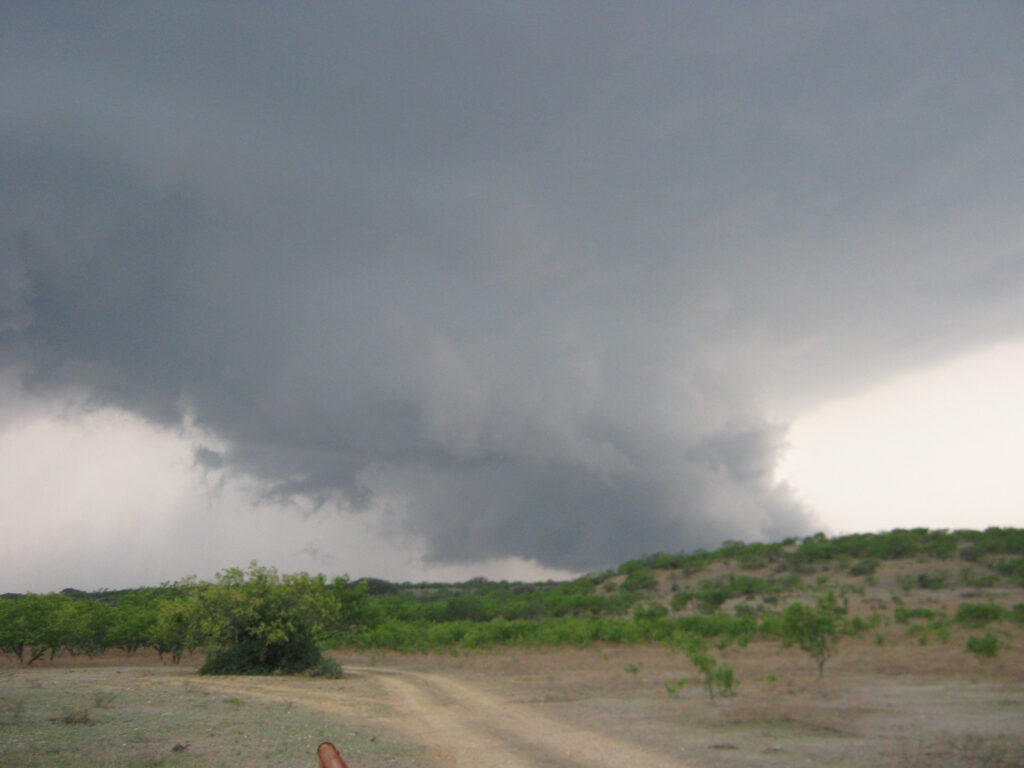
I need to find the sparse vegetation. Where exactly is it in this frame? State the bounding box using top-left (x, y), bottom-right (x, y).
top-left (672, 635), bottom-right (737, 702)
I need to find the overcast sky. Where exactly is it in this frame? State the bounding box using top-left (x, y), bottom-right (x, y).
top-left (3, 3), bottom-right (1023, 592)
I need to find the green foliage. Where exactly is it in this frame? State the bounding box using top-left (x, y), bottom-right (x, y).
top-left (105, 593), bottom-right (160, 654)
top-left (620, 568), bottom-right (657, 593)
top-left (5, 527), bottom-right (1024, 662)
top-left (894, 605), bottom-right (939, 623)
top-left (167, 563), bottom-right (370, 675)
top-left (664, 676), bottom-right (686, 697)
top-left (633, 603), bottom-right (668, 621)
top-left (993, 557), bottom-right (1024, 585)
top-left (671, 634), bottom-right (736, 702)
top-left (0, 596), bottom-right (32, 662)
top-left (844, 613), bottom-right (882, 635)
top-left (201, 633), bottom-right (322, 675)
top-left (966, 632), bottom-right (1001, 659)
top-left (676, 573), bottom-right (786, 615)
top-left (916, 570), bottom-right (950, 590)
top-left (306, 655), bottom-right (344, 677)
top-left (781, 591), bottom-right (846, 680)
top-left (959, 567), bottom-right (999, 588)
top-left (670, 590), bottom-right (694, 611)
top-left (906, 618), bottom-right (952, 644)
top-left (954, 602), bottom-right (1009, 627)
top-left (848, 558), bottom-right (879, 576)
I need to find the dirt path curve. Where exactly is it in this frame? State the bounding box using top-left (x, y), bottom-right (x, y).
top-left (349, 666), bottom-right (694, 768)
top-left (188, 665), bottom-right (696, 768)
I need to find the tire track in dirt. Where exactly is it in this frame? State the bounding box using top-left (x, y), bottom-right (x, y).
top-left (172, 666), bottom-right (696, 768)
top-left (346, 666), bottom-right (695, 768)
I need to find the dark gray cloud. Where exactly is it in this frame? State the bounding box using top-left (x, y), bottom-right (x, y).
top-left (3, 3), bottom-right (1024, 571)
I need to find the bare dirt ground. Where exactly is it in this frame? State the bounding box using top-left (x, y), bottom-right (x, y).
top-left (4, 638), bottom-right (1023, 768)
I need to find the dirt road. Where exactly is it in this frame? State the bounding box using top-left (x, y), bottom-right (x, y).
top-left (193, 664), bottom-right (694, 768)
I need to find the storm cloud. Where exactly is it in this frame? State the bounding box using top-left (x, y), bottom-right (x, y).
top-left (3, 3), bottom-right (1024, 574)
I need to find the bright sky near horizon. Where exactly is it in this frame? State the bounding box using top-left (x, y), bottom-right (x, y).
top-left (777, 342), bottom-right (1024, 537)
top-left (2, 3), bottom-right (1024, 592)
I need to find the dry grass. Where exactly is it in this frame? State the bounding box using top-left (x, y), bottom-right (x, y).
top-left (0, 666), bottom-right (425, 768)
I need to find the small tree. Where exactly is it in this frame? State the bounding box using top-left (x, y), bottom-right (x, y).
top-left (0, 597), bottom-right (29, 663)
top-left (179, 563), bottom-right (369, 675)
top-left (151, 597), bottom-right (194, 664)
top-left (781, 591), bottom-right (846, 680)
top-left (671, 633), bottom-right (737, 702)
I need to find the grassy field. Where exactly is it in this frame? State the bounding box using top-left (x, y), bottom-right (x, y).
top-left (0, 656), bottom-right (423, 768)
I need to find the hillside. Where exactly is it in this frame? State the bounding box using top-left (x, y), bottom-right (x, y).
top-left (3, 528), bottom-right (1023, 662)
top-left (340, 527), bottom-right (1023, 651)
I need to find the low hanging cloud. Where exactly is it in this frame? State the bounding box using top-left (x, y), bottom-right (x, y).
top-left (3, 4), bottom-right (1024, 574)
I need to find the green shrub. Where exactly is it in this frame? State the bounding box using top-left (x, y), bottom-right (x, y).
top-left (954, 602), bottom-right (1008, 627)
top-left (620, 569), bottom-right (657, 593)
top-left (848, 559), bottom-right (879, 576)
top-left (966, 632), bottom-right (1001, 659)
top-left (907, 618), bottom-right (951, 644)
top-left (894, 606), bottom-right (937, 623)
top-left (186, 563), bottom-right (370, 675)
top-left (664, 676), bottom-right (686, 697)
top-left (200, 633), bottom-right (323, 675)
top-left (917, 571), bottom-right (949, 590)
top-left (671, 590), bottom-right (694, 611)
top-left (307, 656), bottom-right (343, 678)
top-left (959, 568), bottom-right (999, 588)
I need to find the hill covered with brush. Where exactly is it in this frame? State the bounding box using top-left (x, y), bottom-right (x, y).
top-left (2, 528), bottom-right (1023, 665)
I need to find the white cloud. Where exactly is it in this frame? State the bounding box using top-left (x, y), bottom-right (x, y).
top-left (777, 340), bottom-right (1024, 534)
top-left (0, 397), bottom-right (575, 592)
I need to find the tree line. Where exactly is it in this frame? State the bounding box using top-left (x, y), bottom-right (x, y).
top-left (2, 528), bottom-right (1023, 676)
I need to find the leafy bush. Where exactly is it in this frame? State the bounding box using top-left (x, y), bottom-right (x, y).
top-left (993, 557), bottom-right (1024, 585)
top-left (959, 568), bottom-right (999, 588)
top-left (954, 602), bottom-right (1008, 627)
top-left (201, 633), bottom-right (322, 675)
top-left (966, 632), bottom-right (1001, 659)
top-left (848, 559), bottom-right (879, 576)
top-left (620, 568), bottom-right (657, 593)
top-left (894, 606), bottom-right (938, 623)
top-left (308, 656), bottom-right (343, 678)
top-left (182, 563), bottom-right (370, 675)
top-left (670, 590), bottom-right (694, 611)
top-left (916, 571), bottom-right (949, 590)
top-left (907, 618), bottom-right (951, 644)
